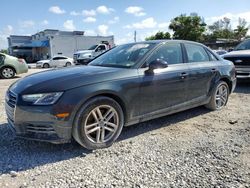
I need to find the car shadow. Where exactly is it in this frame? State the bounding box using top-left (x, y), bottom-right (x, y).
top-left (234, 80), bottom-right (250, 94)
top-left (0, 106), bottom-right (210, 175)
top-left (119, 106), bottom-right (210, 141)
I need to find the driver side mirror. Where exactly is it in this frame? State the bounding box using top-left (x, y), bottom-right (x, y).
top-left (146, 59), bottom-right (168, 73)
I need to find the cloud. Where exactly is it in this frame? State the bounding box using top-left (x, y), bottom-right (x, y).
top-left (124, 17), bottom-right (157, 29)
top-left (108, 16), bottom-right (119, 24)
top-left (19, 20), bottom-right (35, 28)
top-left (125, 6), bottom-right (146, 17)
top-left (96, 6), bottom-right (114, 14)
top-left (0, 25), bottom-right (14, 49)
top-left (83, 17), bottom-right (96, 23)
top-left (158, 22), bottom-right (170, 29)
top-left (41, 20), bottom-right (49, 26)
top-left (63, 20), bottom-right (76, 31)
top-left (70, 11), bottom-right (81, 16)
top-left (205, 11), bottom-right (250, 30)
top-left (49, 6), bottom-right (65, 14)
top-left (85, 30), bottom-right (96, 36)
top-left (97, 25), bottom-right (109, 35)
top-left (82, 9), bottom-right (96, 16)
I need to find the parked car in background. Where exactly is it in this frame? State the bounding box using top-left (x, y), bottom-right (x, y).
top-left (0, 53), bottom-right (28, 79)
top-left (214, 50), bottom-right (228, 56)
top-left (36, 56), bottom-right (74, 68)
top-left (5, 40), bottom-right (236, 149)
top-left (223, 39), bottom-right (250, 79)
top-left (73, 44), bottom-right (110, 65)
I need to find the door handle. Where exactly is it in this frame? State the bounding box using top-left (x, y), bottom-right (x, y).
top-left (180, 72), bottom-right (188, 79)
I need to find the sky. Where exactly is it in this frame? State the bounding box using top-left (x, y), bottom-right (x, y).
top-left (0, 0), bottom-right (250, 49)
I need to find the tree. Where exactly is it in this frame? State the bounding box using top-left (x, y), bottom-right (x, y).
top-left (0, 49), bottom-right (8, 54)
top-left (169, 14), bottom-right (206, 41)
top-left (207, 17), bottom-right (235, 40)
top-left (145, 31), bottom-right (171, 41)
top-left (234, 18), bottom-right (249, 40)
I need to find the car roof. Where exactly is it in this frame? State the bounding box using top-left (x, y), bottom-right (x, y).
top-left (53, 55), bottom-right (69, 58)
top-left (123, 39), bottom-right (207, 46)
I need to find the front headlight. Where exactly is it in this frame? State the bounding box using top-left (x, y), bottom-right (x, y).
top-left (22, 92), bottom-right (63, 105)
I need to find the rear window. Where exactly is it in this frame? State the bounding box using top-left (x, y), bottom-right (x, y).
top-left (185, 43), bottom-right (209, 63)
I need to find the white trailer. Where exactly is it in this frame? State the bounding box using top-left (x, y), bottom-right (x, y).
top-left (50, 35), bottom-right (115, 58)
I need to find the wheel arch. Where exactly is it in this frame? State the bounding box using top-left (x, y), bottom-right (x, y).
top-left (70, 90), bottom-right (128, 128)
top-left (84, 93), bottom-right (128, 123)
top-left (219, 77), bottom-right (232, 93)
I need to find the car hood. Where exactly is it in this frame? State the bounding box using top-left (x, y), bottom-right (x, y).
top-left (223, 50), bottom-right (250, 58)
top-left (10, 66), bottom-right (137, 94)
top-left (74, 50), bottom-right (93, 55)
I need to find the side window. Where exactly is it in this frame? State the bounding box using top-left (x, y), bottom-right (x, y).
top-left (52, 57), bottom-right (59, 60)
top-left (185, 43), bottom-right (209, 63)
top-left (0, 55), bottom-right (5, 64)
top-left (206, 49), bottom-right (218, 61)
top-left (147, 43), bottom-right (183, 66)
top-left (99, 45), bottom-right (106, 51)
top-left (96, 45), bottom-right (106, 52)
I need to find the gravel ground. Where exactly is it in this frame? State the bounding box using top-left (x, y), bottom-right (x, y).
top-left (0, 69), bottom-right (249, 188)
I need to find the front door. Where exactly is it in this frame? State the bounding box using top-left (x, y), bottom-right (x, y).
top-left (138, 42), bottom-right (189, 116)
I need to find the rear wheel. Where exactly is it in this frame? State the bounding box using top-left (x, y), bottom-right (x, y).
top-left (205, 81), bottom-right (229, 110)
top-left (65, 62), bottom-right (72, 67)
top-left (0, 67), bottom-right (15, 79)
top-left (43, 63), bottom-right (50, 68)
top-left (73, 96), bottom-right (124, 149)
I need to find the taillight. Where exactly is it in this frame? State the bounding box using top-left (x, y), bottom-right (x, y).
top-left (18, 59), bottom-right (25, 64)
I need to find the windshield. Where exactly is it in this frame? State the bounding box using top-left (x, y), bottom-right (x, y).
top-left (234, 39), bottom-right (250, 51)
top-left (88, 45), bottom-right (98, 50)
top-left (89, 43), bottom-right (156, 68)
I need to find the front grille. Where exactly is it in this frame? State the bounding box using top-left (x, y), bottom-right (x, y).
top-left (73, 54), bottom-right (78, 61)
top-left (26, 124), bottom-right (56, 134)
top-left (5, 90), bottom-right (17, 125)
top-left (224, 56), bottom-right (250, 67)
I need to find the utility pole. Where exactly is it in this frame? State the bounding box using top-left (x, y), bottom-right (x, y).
top-left (134, 30), bottom-right (137, 42)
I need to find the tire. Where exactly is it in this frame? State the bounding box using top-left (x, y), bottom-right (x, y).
top-left (65, 62), bottom-right (72, 67)
top-left (72, 96), bottom-right (124, 150)
top-left (43, 63), bottom-right (50, 68)
top-left (205, 81), bottom-right (229, 110)
top-left (0, 67), bottom-right (15, 79)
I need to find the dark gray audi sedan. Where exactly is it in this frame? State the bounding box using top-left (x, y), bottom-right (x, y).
top-left (5, 40), bottom-right (236, 149)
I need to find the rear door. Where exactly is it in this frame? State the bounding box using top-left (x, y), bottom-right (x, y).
top-left (183, 43), bottom-right (219, 102)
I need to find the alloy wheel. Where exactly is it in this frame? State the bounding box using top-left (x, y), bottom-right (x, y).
top-left (215, 84), bottom-right (228, 109)
top-left (84, 105), bottom-right (119, 143)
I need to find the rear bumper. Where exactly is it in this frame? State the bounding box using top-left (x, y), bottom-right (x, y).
top-left (16, 64), bottom-right (28, 74)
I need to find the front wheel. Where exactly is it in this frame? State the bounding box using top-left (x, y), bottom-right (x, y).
top-left (43, 63), bottom-right (50, 68)
top-left (205, 81), bottom-right (229, 110)
top-left (72, 96), bottom-right (124, 150)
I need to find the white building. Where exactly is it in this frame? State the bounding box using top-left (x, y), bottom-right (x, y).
top-left (8, 29), bottom-right (114, 62)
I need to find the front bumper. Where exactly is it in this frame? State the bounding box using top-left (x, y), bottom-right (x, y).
top-left (5, 91), bottom-right (72, 144)
top-left (235, 67), bottom-right (250, 79)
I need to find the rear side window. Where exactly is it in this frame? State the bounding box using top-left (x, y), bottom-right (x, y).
top-left (185, 43), bottom-right (209, 63)
top-left (206, 49), bottom-right (218, 61)
top-left (0, 55), bottom-right (5, 64)
top-left (147, 43), bottom-right (183, 66)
